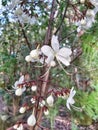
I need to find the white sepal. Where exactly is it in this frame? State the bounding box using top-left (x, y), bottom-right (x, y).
top-left (25, 55), bottom-right (32, 62)
top-left (27, 114), bottom-right (36, 126)
top-left (19, 107), bottom-right (26, 113)
top-left (46, 95), bottom-right (54, 107)
top-left (31, 85), bottom-right (37, 92)
top-left (15, 88), bottom-right (23, 96)
top-left (44, 109), bottom-right (49, 115)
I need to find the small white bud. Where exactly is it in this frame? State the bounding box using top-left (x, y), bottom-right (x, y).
top-left (15, 88), bottom-right (23, 96)
top-left (31, 98), bottom-right (36, 104)
top-left (50, 61), bottom-right (56, 67)
top-left (30, 49), bottom-right (39, 59)
top-left (80, 19), bottom-right (86, 25)
top-left (27, 114), bottom-right (36, 126)
top-left (13, 124), bottom-right (18, 129)
top-left (31, 85), bottom-right (37, 91)
top-left (44, 109), bottom-right (49, 115)
top-left (25, 55), bottom-right (32, 62)
top-left (39, 100), bottom-right (45, 107)
top-left (80, 0), bottom-right (85, 4)
top-left (19, 107), bottom-right (26, 113)
top-left (17, 124), bottom-right (23, 130)
top-left (46, 95), bottom-right (54, 107)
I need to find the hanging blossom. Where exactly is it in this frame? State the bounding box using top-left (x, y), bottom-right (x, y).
top-left (41, 35), bottom-right (72, 66)
top-left (66, 87), bottom-right (76, 110)
top-left (12, 75), bottom-right (26, 96)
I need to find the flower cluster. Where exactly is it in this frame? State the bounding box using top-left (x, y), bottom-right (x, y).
top-left (25, 35), bottom-right (72, 67)
top-left (75, 0), bottom-right (98, 33)
top-left (8, 0), bottom-right (36, 24)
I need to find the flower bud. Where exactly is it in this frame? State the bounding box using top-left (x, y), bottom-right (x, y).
top-left (31, 85), bottom-right (37, 91)
top-left (13, 124), bottom-right (18, 129)
top-left (44, 109), bottom-right (49, 115)
top-left (15, 88), bottom-right (23, 96)
top-left (50, 61), bottom-right (56, 67)
top-left (27, 114), bottom-right (36, 126)
top-left (80, 0), bottom-right (85, 4)
top-left (19, 107), bottom-right (26, 113)
top-left (46, 95), bottom-right (54, 107)
top-left (30, 49), bottom-right (39, 59)
top-left (31, 98), bottom-right (36, 104)
top-left (17, 124), bottom-right (23, 130)
top-left (25, 55), bottom-right (32, 62)
top-left (39, 100), bottom-right (45, 107)
top-left (80, 19), bottom-right (86, 25)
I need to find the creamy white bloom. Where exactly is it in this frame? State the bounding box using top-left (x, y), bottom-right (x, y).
top-left (41, 35), bottom-right (72, 66)
top-left (46, 95), bottom-right (54, 107)
top-left (19, 107), bottom-right (26, 113)
top-left (31, 85), bottom-right (37, 91)
top-left (27, 114), bottom-right (36, 126)
top-left (66, 87), bottom-right (76, 110)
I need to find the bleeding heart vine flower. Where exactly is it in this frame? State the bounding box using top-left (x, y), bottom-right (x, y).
top-left (41, 35), bottom-right (72, 66)
top-left (12, 75), bottom-right (26, 96)
top-left (66, 87), bottom-right (76, 110)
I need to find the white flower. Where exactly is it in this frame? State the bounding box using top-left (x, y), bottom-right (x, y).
top-left (19, 107), bottom-right (26, 113)
top-left (66, 87), bottom-right (76, 110)
top-left (12, 75), bottom-right (24, 89)
top-left (46, 95), bottom-right (54, 107)
top-left (31, 85), bottom-right (37, 92)
top-left (27, 114), bottom-right (36, 126)
top-left (41, 35), bottom-right (72, 66)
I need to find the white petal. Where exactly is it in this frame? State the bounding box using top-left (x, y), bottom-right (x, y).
top-left (66, 101), bottom-right (71, 110)
top-left (19, 75), bottom-right (24, 84)
top-left (45, 54), bottom-right (54, 64)
top-left (58, 47), bottom-right (72, 57)
top-left (51, 35), bottom-right (59, 52)
top-left (56, 55), bottom-right (70, 66)
top-left (70, 87), bottom-right (76, 97)
top-left (14, 81), bottom-right (19, 89)
top-left (41, 45), bottom-right (54, 57)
